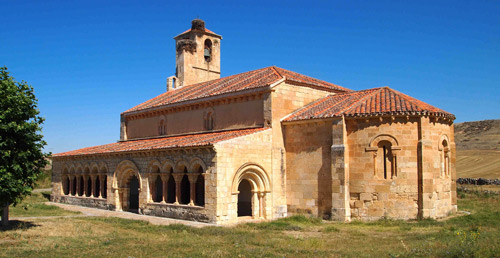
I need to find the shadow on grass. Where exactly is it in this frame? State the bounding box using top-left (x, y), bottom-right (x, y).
top-left (41, 192), bottom-right (51, 201)
top-left (0, 220), bottom-right (39, 232)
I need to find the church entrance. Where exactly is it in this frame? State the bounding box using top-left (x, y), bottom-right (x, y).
top-left (237, 179), bottom-right (252, 217)
top-left (128, 175), bottom-right (140, 213)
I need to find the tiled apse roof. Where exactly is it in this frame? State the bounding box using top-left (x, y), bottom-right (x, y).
top-left (53, 128), bottom-right (267, 158)
top-left (283, 87), bottom-right (455, 122)
top-left (123, 66), bottom-right (351, 114)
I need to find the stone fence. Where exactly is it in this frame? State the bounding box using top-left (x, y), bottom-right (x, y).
top-left (457, 178), bottom-right (500, 185)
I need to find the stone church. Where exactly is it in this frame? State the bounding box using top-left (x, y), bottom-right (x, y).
top-left (51, 19), bottom-right (457, 224)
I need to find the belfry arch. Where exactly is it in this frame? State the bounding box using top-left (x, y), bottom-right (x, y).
top-left (112, 160), bottom-right (143, 212)
top-left (231, 163), bottom-right (271, 219)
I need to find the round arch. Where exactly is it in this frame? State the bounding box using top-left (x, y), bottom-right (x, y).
top-left (90, 162), bottom-right (99, 173)
top-left (147, 159), bottom-right (162, 173)
top-left (189, 157), bottom-right (207, 173)
top-left (98, 162), bottom-right (108, 174)
top-left (231, 163), bottom-right (271, 194)
top-left (77, 164), bottom-right (85, 174)
top-left (438, 134), bottom-right (450, 150)
top-left (113, 160), bottom-right (143, 212)
top-left (175, 160), bottom-right (190, 173)
top-left (369, 134), bottom-right (399, 148)
top-left (113, 160), bottom-right (142, 189)
top-left (162, 159), bottom-right (175, 173)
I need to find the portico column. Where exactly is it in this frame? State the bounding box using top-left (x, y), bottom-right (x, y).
top-left (258, 192), bottom-right (265, 219)
top-left (83, 176), bottom-right (88, 196)
top-left (69, 176), bottom-right (74, 196)
top-left (148, 174), bottom-right (155, 202)
top-left (91, 175), bottom-right (97, 197)
top-left (99, 174), bottom-right (105, 198)
top-left (251, 191), bottom-right (258, 219)
top-left (172, 173), bottom-right (184, 205)
top-left (160, 174), bottom-right (168, 204)
top-left (187, 173), bottom-right (199, 206)
top-left (76, 176), bottom-right (81, 196)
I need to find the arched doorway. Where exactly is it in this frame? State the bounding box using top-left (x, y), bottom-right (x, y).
top-left (231, 163), bottom-right (271, 220)
top-left (113, 160), bottom-right (142, 212)
top-left (129, 175), bottom-right (140, 213)
top-left (238, 179), bottom-right (252, 217)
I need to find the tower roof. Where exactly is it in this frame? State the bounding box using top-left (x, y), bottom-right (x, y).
top-left (123, 66), bottom-right (351, 115)
top-left (174, 19), bottom-right (222, 39)
top-left (283, 86), bottom-right (455, 121)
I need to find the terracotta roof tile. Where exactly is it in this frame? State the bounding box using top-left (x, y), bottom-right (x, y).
top-left (53, 128), bottom-right (267, 158)
top-left (123, 66), bottom-right (351, 114)
top-left (175, 28), bottom-right (221, 38)
top-left (283, 87), bottom-right (455, 122)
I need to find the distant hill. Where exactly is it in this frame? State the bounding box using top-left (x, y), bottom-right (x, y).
top-left (454, 119), bottom-right (500, 179)
top-left (455, 119), bottom-right (500, 150)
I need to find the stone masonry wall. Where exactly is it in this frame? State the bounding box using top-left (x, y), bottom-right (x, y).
top-left (284, 121), bottom-right (335, 218)
top-left (418, 117), bottom-right (457, 218)
top-left (213, 129), bottom-right (273, 224)
top-left (346, 117), bottom-right (421, 220)
top-left (346, 116), bottom-right (456, 220)
top-left (270, 82), bottom-right (333, 218)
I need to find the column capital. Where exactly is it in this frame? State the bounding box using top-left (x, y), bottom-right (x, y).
top-left (187, 173), bottom-right (200, 183)
top-left (172, 173), bottom-right (185, 182)
top-left (160, 174), bottom-right (169, 181)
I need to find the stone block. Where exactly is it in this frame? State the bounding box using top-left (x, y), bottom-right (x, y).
top-left (360, 193), bottom-right (372, 201)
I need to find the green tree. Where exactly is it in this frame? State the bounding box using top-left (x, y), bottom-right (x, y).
top-left (0, 67), bottom-right (48, 226)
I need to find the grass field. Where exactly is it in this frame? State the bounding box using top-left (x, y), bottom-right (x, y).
top-left (1, 189), bottom-right (499, 257)
top-left (456, 150), bottom-right (500, 179)
top-left (8, 192), bottom-right (79, 218)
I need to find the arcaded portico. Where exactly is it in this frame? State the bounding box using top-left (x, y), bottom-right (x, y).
top-left (51, 19), bottom-right (457, 224)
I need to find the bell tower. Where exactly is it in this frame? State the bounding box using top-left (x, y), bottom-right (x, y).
top-left (172, 19), bottom-right (222, 88)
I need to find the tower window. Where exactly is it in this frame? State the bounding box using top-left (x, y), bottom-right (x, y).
top-left (204, 39), bottom-right (212, 62)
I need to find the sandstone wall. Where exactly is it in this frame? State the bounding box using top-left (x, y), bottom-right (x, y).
top-left (346, 116), bottom-right (456, 220)
top-left (284, 121), bottom-right (334, 218)
top-left (270, 82), bottom-right (333, 217)
top-left (213, 129), bottom-right (273, 224)
top-left (176, 33), bottom-right (221, 87)
top-left (126, 99), bottom-right (264, 139)
top-left (346, 117), bottom-right (421, 220)
top-left (418, 117), bottom-right (457, 218)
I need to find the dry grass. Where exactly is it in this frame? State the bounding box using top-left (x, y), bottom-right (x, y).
top-left (1, 191), bottom-right (500, 257)
top-left (456, 150), bottom-right (500, 179)
top-left (8, 192), bottom-right (79, 218)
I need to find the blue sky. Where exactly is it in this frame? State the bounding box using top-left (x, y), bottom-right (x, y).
top-left (2, 0), bottom-right (499, 153)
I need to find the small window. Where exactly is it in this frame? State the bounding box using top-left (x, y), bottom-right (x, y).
top-left (441, 140), bottom-right (450, 178)
top-left (377, 140), bottom-right (396, 179)
top-left (205, 112), bottom-right (214, 131)
top-left (158, 120), bottom-right (166, 135)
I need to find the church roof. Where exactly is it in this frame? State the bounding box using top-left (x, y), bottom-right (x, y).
top-left (123, 66), bottom-right (351, 114)
top-left (53, 128), bottom-right (267, 158)
top-left (283, 87), bottom-right (455, 122)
